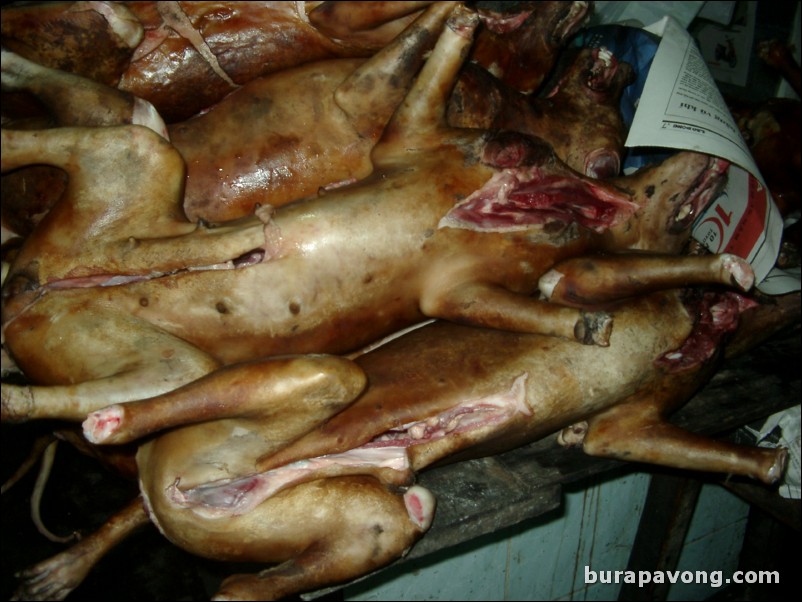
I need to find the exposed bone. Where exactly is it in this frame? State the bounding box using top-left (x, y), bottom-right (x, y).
top-left (404, 485), bottom-right (436, 531)
top-left (557, 421), bottom-right (588, 447)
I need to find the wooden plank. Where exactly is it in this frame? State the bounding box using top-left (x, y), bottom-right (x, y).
top-left (617, 475), bottom-right (703, 601)
top-left (410, 456), bottom-right (562, 559)
top-left (722, 481), bottom-right (801, 530)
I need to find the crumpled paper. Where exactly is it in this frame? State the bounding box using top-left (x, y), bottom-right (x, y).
top-left (745, 405), bottom-right (801, 499)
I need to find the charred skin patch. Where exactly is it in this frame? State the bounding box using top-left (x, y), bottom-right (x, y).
top-left (2, 273), bottom-right (40, 298)
top-left (482, 131), bottom-right (556, 168)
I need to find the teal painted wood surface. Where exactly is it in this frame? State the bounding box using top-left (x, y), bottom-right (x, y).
top-left (344, 471), bottom-right (749, 601)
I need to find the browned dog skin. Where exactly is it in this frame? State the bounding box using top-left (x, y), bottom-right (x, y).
top-left (1, 2), bottom-right (588, 123)
top-left (142, 476), bottom-right (433, 601)
top-left (129, 290), bottom-right (782, 600)
top-left (119, 1), bottom-right (437, 122)
top-left (0, 4), bottom-right (454, 230)
top-left (8, 291), bottom-right (786, 601)
top-left (1, 6), bottom-right (747, 432)
top-left (469, 1), bottom-right (591, 94)
top-left (581, 390), bottom-right (787, 486)
top-left (0, 1), bottom-right (143, 87)
top-left (0, 47), bottom-right (167, 240)
top-left (69, 289), bottom-right (779, 602)
top-left (251, 289), bottom-right (784, 482)
top-left (0, 1), bottom-right (431, 123)
top-left (82, 355), bottom-right (368, 447)
top-left (1, 2), bottom-right (589, 229)
top-left (0, 49), bottom-right (167, 136)
top-left (170, 1), bottom-right (458, 222)
top-left (0, 125), bottom-right (737, 426)
top-left (448, 46), bottom-right (633, 178)
top-left (307, 1), bottom-right (436, 42)
top-left (538, 253), bottom-right (754, 307)
top-left (11, 472), bottom-right (434, 601)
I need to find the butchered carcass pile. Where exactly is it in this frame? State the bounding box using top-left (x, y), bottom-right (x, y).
top-left (1, 2), bottom-right (799, 600)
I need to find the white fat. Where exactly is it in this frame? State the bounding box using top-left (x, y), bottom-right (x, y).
top-left (597, 47), bottom-right (613, 67)
top-left (445, 416), bottom-right (462, 432)
top-left (401, 373), bottom-right (533, 441)
top-left (315, 446), bottom-right (410, 470)
top-left (100, 274), bottom-right (154, 287)
top-left (132, 98), bottom-right (169, 141)
top-left (409, 424), bottom-right (426, 440)
top-left (319, 177), bottom-right (357, 193)
top-left (710, 303), bottom-right (728, 325)
top-left (497, 373), bottom-right (532, 416)
top-left (538, 269), bottom-right (564, 301)
top-left (296, 2), bottom-right (309, 24)
top-left (187, 260), bottom-right (235, 272)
